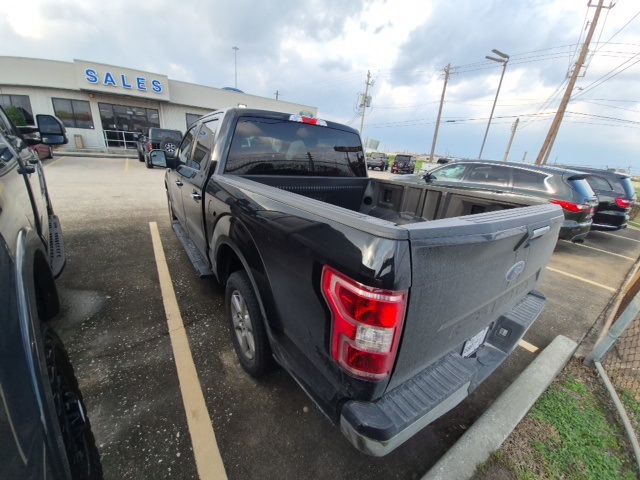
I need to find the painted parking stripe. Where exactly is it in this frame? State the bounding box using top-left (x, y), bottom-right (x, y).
top-left (44, 156), bottom-right (66, 167)
top-left (592, 231), bottom-right (640, 243)
top-left (518, 340), bottom-right (539, 353)
top-left (561, 240), bottom-right (636, 261)
top-left (546, 266), bottom-right (617, 292)
top-left (125, 158), bottom-right (129, 173)
top-left (149, 222), bottom-right (227, 480)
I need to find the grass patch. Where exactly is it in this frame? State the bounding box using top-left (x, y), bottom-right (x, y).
top-left (474, 360), bottom-right (638, 480)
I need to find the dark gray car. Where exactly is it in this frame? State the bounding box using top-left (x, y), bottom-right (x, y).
top-left (422, 160), bottom-right (598, 242)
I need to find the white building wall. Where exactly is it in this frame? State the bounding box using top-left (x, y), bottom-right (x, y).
top-left (160, 104), bottom-right (211, 134)
top-left (0, 57), bottom-right (318, 150)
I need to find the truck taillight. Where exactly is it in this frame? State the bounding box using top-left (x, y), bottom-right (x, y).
top-left (550, 199), bottom-right (590, 213)
top-left (147, 142), bottom-right (153, 150)
top-left (321, 266), bottom-right (407, 381)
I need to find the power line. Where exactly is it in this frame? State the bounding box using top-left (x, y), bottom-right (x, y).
top-left (572, 54), bottom-right (640, 99)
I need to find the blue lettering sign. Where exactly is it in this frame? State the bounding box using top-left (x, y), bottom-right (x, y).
top-left (151, 79), bottom-right (163, 94)
top-left (136, 77), bottom-right (147, 91)
top-left (85, 69), bottom-right (99, 84)
top-left (103, 72), bottom-right (117, 87)
top-left (121, 74), bottom-right (132, 89)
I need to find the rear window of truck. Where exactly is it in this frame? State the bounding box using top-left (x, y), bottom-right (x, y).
top-left (225, 118), bottom-right (366, 177)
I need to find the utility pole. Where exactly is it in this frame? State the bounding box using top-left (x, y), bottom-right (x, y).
top-left (429, 63), bottom-right (451, 163)
top-left (522, 151), bottom-right (528, 163)
top-left (359, 70), bottom-right (373, 137)
top-left (275, 90), bottom-right (279, 100)
top-left (232, 46), bottom-right (239, 89)
top-left (535, 0), bottom-right (609, 165)
top-left (503, 117), bottom-right (519, 162)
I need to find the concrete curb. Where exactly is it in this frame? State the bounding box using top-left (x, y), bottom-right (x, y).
top-left (422, 335), bottom-right (577, 480)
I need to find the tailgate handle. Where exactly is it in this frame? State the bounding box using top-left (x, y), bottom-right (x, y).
top-left (531, 226), bottom-right (550, 240)
top-left (514, 224), bottom-right (551, 251)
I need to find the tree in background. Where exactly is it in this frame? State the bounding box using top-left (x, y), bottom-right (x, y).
top-left (5, 106), bottom-right (26, 126)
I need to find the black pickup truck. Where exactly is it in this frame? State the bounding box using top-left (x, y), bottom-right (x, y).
top-left (151, 108), bottom-right (564, 456)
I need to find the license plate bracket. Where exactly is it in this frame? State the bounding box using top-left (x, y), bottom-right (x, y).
top-left (462, 326), bottom-right (490, 358)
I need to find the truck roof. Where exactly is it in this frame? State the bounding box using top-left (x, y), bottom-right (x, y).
top-left (199, 108), bottom-right (361, 136)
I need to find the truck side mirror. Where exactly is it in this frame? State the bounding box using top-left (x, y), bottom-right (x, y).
top-left (422, 172), bottom-right (432, 182)
top-left (36, 114), bottom-right (68, 145)
top-left (150, 150), bottom-right (169, 168)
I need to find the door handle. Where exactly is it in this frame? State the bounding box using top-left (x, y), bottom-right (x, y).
top-left (175, 180), bottom-right (183, 186)
top-left (191, 192), bottom-right (202, 201)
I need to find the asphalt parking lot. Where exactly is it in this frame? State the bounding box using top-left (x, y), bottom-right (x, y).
top-left (44, 156), bottom-right (640, 480)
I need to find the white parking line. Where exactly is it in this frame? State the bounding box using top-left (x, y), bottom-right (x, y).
top-left (592, 231), bottom-right (640, 243)
top-left (518, 340), bottom-right (539, 353)
top-left (561, 240), bottom-right (636, 261)
top-left (546, 266), bottom-right (617, 292)
top-left (149, 222), bottom-right (227, 480)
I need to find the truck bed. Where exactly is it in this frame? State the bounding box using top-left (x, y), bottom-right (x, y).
top-left (243, 174), bottom-right (531, 226)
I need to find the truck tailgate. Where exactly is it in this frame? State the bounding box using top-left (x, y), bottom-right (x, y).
top-left (387, 204), bottom-right (563, 390)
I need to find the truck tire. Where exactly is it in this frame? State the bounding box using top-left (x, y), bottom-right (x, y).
top-left (138, 151), bottom-right (144, 162)
top-left (43, 327), bottom-right (103, 480)
top-left (225, 271), bottom-right (273, 377)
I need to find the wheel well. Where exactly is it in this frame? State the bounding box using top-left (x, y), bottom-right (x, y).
top-left (33, 250), bottom-right (60, 321)
top-left (216, 244), bottom-right (244, 285)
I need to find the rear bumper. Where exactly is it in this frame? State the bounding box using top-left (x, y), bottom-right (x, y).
top-left (559, 219), bottom-right (592, 241)
top-left (339, 291), bottom-right (546, 456)
top-left (591, 210), bottom-right (628, 231)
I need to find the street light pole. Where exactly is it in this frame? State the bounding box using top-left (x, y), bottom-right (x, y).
top-left (478, 49), bottom-right (509, 159)
top-left (232, 46), bottom-right (239, 89)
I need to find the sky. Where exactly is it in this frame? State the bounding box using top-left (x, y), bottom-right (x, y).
top-left (2, 0), bottom-right (640, 172)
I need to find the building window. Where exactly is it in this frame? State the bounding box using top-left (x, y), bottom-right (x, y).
top-left (99, 102), bottom-right (159, 134)
top-left (186, 113), bottom-right (201, 128)
top-left (52, 98), bottom-right (95, 129)
top-left (0, 94), bottom-right (34, 125)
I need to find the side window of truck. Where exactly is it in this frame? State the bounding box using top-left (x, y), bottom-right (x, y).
top-left (189, 119), bottom-right (219, 171)
top-left (176, 126), bottom-right (197, 168)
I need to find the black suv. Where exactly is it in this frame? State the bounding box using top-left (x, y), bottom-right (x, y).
top-left (136, 128), bottom-right (183, 169)
top-left (0, 107), bottom-right (102, 479)
top-left (391, 154), bottom-right (415, 174)
top-left (423, 160), bottom-right (598, 242)
top-left (558, 166), bottom-right (636, 231)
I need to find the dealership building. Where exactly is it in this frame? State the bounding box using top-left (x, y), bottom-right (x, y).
top-left (0, 56), bottom-right (316, 150)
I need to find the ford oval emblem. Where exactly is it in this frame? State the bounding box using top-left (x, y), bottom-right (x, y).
top-left (506, 261), bottom-right (526, 282)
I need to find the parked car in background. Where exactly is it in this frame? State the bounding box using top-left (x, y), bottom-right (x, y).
top-left (30, 143), bottom-right (53, 160)
top-left (367, 152), bottom-right (389, 171)
top-left (391, 154), bottom-right (415, 174)
top-left (0, 107), bottom-right (103, 479)
top-left (423, 160), bottom-right (598, 242)
top-left (136, 128), bottom-right (183, 169)
top-left (557, 166), bottom-right (636, 231)
top-left (436, 157), bottom-right (451, 164)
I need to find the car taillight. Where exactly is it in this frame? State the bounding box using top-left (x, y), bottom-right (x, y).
top-left (321, 265), bottom-right (407, 381)
top-left (616, 198), bottom-right (633, 209)
top-left (148, 142), bottom-right (153, 150)
top-left (550, 199), bottom-right (591, 213)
